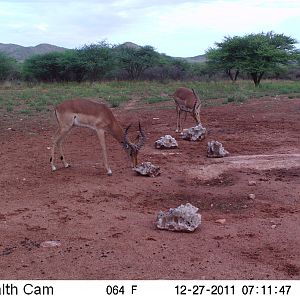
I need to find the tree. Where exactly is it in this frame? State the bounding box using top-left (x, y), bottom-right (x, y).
top-left (59, 50), bottom-right (86, 82)
top-left (22, 42), bottom-right (116, 82)
top-left (0, 52), bottom-right (18, 81)
top-left (117, 45), bottom-right (160, 80)
top-left (206, 32), bottom-right (298, 86)
top-left (23, 52), bottom-right (64, 82)
top-left (206, 36), bottom-right (245, 81)
top-left (77, 41), bottom-right (116, 81)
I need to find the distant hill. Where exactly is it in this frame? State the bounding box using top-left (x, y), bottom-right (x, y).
top-left (118, 42), bottom-right (207, 62)
top-left (0, 41), bottom-right (206, 62)
top-left (118, 42), bottom-right (141, 50)
top-left (182, 54), bottom-right (207, 63)
top-left (0, 43), bottom-right (67, 61)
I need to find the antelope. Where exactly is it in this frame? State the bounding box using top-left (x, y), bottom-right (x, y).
top-left (50, 98), bottom-right (145, 176)
top-left (173, 87), bottom-right (201, 132)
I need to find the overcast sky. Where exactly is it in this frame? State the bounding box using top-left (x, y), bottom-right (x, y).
top-left (0, 0), bottom-right (299, 57)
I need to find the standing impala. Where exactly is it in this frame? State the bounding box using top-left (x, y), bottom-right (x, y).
top-left (173, 87), bottom-right (202, 132)
top-left (50, 98), bottom-right (145, 176)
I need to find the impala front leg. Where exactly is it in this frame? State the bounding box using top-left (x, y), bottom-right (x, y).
top-left (96, 129), bottom-right (112, 176)
top-left (176, 107), bottom-right (181, 132)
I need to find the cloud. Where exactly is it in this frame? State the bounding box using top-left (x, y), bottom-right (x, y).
top-left (35, 23), bottom-right (48, 32)
top-left (0, 0), bottom-right (299, 56)
top-left (157, 0), bottom-right (300, 34)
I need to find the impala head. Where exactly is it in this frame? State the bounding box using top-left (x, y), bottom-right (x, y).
top-left (123, 122), bottom-right (145, 167)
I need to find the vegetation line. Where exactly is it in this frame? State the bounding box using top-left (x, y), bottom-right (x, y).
top-left (1, 80), bottom-right (300, 114)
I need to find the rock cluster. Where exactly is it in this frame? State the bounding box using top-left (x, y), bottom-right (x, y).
top-left (155, 135), bottom-right (178, 149)
top-left (134, 162), bottom-right (161, 177)
top-left (207, 140), bottom-right (229, 158)
top-left (156, 203), bottom-right (201, 232)
top-left (180, 125), bottom-right (207, 141)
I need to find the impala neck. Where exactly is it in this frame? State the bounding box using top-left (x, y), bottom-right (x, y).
top-left (109, 121), bottom-right (126, 144)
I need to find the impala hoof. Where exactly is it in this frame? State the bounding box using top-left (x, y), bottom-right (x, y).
top-left (107, 169), bottom-right (112, 176)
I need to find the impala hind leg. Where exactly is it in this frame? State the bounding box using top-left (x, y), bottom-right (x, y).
top-left (50, 126), bottom-right (72, 171)
top-left (96, 129), bottom-right (112, 176)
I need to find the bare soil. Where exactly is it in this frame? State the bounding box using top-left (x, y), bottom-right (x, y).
top-left (0, 97), bottom-right (299, 280)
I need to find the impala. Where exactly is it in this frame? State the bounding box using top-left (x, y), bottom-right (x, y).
top-left (50, 98), bottom-right (145, 176)
top-left (173, 87), bottom-right (201, 132)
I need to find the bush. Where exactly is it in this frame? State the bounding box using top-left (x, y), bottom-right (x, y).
top-left (0, 52), bottom-right (19, 81)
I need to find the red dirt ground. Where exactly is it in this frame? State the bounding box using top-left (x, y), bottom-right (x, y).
top-left (0, 96), bottom-right (299, 280)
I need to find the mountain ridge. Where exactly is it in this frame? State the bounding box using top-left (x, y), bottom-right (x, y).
top-left (0, 43), bottom-right (67, 61)
top-left (0, 42), bottom-right (206, 62)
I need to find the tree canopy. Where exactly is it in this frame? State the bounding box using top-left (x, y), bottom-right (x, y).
top-left (1, 34), bottom-right (299, 84)
top-left (116, 45), bottom-right (160, 80)
top-left (206, 32), bottom-right (299, 86)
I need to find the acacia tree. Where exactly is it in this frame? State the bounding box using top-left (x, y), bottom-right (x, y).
top-left (206, 36), bottom-right (245, 81)
top-left (117, 45), bottom-right (160, 80)
top-left (206, 32), bottom-right (298, 86)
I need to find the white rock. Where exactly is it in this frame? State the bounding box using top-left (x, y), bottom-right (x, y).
top-left (207, 140), bottom-right (229, 158)
top-left (181, 125), bottom-right (207, 141)
top-left (156, 203), bottom-right (201, 232)
top-left (155, 135), bottom-right (178, 149)
top-left (134, 162), bottom-right (160, 177)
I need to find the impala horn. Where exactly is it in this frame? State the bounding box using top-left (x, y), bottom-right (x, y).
top-left (136, 122), bottom-right (146, 150)
top-left (123, 123), bottom-right (145, 150)
top-left (123, 124), bottom-right (131, 147)
top-left (192, 88), bottom-right (201, 102)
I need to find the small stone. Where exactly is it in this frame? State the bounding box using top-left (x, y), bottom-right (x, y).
top-left (248, 193), bottom-right (256, 200)
top-left (271, 224), bottom-right (277, 229)
top-left (215, 218), bottom-right (226, 225)
top-left (40, 240), bottom-right (61, 248)
top-left (248, 180), bottom-right (257, 186)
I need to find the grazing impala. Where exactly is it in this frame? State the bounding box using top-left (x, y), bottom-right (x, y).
top-left (50, 98), bottom-right (145, 176)
top-left (173, 87), bottom-right (201, 132)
